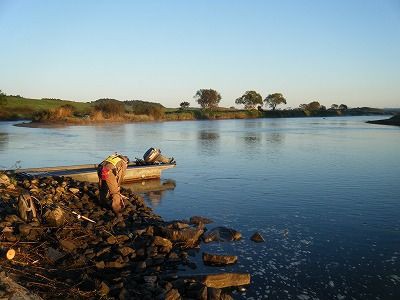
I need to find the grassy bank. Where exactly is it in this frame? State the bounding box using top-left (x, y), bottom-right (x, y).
top-left (0, 95), bottom-right (391, 125)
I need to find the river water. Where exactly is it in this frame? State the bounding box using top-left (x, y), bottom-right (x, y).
top-left (1, 116), bottom-right (399, 299)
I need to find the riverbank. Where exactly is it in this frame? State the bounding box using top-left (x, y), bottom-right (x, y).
top-left (0, 94), bottom-right (393, 127)
top-left (0, 172), bottom-right (250, 299)
top-left (366, 114), bottom-right (400, 126)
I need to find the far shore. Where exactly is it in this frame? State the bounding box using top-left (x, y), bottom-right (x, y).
top-left (9, 109), bottom-right (396, 129)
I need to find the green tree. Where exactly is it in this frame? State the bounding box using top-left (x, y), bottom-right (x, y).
top-left (235, 91), bottom-right (263, 109)
top-left (0, 90), bottom-right (7, 106)
top-left (179, 101), bottom-right (190, 110)
top-left (264, 93), bottom-right (287, 110)
top-left (331, 104), bottom-right (338, 110)
top-left (299, 101), bottom-right (321, 112)
top-left (339, 104), bottom-right (348, 110)
top-left (307, 101), bottom-right (321, 111)
top-left (194, 89), bottom-right (221, 109)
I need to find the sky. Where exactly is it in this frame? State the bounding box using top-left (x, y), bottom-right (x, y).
top-left (0, 0), bottom-right (399, 108)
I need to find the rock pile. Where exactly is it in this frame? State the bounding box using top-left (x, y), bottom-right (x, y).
top-left (0, 173), bottom-right (249, 299)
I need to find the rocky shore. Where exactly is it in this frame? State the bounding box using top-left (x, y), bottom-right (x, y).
top-left (0, 173), bottom-right (252, 299)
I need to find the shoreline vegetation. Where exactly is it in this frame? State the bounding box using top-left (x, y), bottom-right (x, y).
top-left (0, 92), bottom-right (397, 127)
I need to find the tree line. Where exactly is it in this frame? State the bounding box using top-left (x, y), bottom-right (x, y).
top-left (180, 89), bottom-right (347, 112)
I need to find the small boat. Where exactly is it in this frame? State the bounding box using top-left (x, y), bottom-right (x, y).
top-left (14, 162), bottom-right (176, 183)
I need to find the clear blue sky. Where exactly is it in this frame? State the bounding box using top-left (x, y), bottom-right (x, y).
top-left (1, 0), bottom-right (399, 108)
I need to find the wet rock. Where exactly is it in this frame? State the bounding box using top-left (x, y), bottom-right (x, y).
top-left (189, 216), bottom-right (213, 225)
top-left (163, 225), bottom-right (204, 248)
top-left (203, 227), bottom-right (242, 243)
top-left (208, 287), bottom-right (222, 300)
top-left (202, 252), bottom-right (238, 266)
top-left (250, 232), bottom-right (265, 243)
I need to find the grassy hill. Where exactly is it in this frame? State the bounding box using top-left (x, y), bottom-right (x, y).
top-left (0, 96), bottom-right (91, 120)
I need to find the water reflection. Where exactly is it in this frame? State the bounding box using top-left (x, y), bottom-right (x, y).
top-left (122, 178), bottom-right (176, 207)
top-left (197, 130), bottom-right (220, 156)
top-left (0, 132), bottom-right (8, 151)
top-left (264, 132), bottom-right (284, 145)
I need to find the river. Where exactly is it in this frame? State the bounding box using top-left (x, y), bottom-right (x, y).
top-left (1, 116), bottom-right (399, 299)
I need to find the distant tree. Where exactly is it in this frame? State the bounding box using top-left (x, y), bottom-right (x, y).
top-left (264, 93), bottom-right (287, 110)
top-left (235, 91), bottom-right (263, 110)
top-left (307, 101), bottom-right (321, 111)
top-left (179, 101), bottom-right (190, 110)
top-left (194, 89), bottom-right (221, 109)
top-left (0, 90), bottom-right (7, 106)
top-left (320, 105), bottom-right (327, 111)
top-left (331, 104), bottom-right (339, 110)
top-left (299, 101), bottom-right (321, 112)
top-left (94, 98), bottom-right (125, 117)
top-left (339, 104), bottom-right (348, 110)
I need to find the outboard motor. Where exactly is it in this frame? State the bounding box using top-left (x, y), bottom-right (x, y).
top-left (143, 148), bottom-right (174, 164)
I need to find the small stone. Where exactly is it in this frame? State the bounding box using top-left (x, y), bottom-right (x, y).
top-left (106, 235), bottom-right (129, 245)
top-left (119, 246), bottom-right (135, 257)
top-left (250, 232), bottom-right (265, 243)
top-left (46, 247), bottom-right (65, 263)
top-left (95, 261), bottom-right (105, 269)
top-left (18, 224), bottom-right (32, 237)
top-left (59, 239), bottom-right (76, 253)
top-left (69, 188), bottom-right (80, 194)
top-left (165, 288), bottom-right (180, 300)
top-left (153, 236), bottom-right (172, 252)
top-left (99, 281), bottom-right (110, 296)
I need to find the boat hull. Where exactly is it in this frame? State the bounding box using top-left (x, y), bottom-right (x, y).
top-left (15, 163), bottom-right (176, 183)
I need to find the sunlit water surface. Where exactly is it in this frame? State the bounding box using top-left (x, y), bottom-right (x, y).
top-left (1, 116), bottom-right (399, 299)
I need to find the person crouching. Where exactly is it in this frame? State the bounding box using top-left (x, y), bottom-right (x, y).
top-left (97, 153), bottom-right (129, 214)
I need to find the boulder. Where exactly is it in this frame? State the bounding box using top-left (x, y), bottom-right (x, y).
top-left (202, 252), bottom-right (238, 266)
top-left (163, 226), bottom-right (204, 248)
top-left (44, 207), bottom-right (65, 227)
top-left (250, 232), bottom-right (265, 243)
top-left (203, 227), bottom-right (242, 243)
